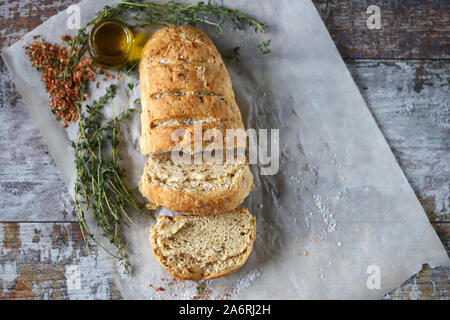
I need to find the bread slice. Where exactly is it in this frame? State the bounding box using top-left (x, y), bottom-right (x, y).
top-left (139, 154), bottom-right (254, 215)
top-left (150, 208), bottom-right (256, 280)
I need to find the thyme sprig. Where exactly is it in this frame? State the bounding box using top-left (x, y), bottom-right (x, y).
top-left (66, 0), bottom-right (270, 69)
top-left (71, 65), bottom-right (148, 272)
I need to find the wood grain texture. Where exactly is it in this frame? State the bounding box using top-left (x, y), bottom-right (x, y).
top-left (312, 0), bottom-right (450, 59)
top-left (346, 59), bottom-right (449, 222)
top-left (0, 60), bottom-right (75, 222)
top-left (0, 0), bottom-right (448, 300)
top-left (0, 0), bottom-right (74, 50)
top-left (0, 222), bottom-right (121, 299)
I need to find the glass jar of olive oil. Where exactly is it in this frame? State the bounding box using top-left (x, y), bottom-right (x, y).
top-left (88, 18), bottom-right (135, 69)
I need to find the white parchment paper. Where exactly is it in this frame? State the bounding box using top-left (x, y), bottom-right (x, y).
top-left (2, 0), bottom-right (449, 299)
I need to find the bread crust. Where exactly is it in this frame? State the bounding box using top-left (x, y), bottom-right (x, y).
top-left (141, 61), bottom-right (233, 97)
top-left (150, 208), bottom-right (256, 280)
top-left (140, 162), bottom-right (253, 215)
top-left (140, 118), bottom-right (246, 155)
top-left (142, 94), bottom-right (242, 125)
top-left (140, 25), bottom-right (221, 65)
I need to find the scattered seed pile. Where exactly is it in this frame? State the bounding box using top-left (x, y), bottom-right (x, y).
top-left (25, 37), bottom-right (98, 126)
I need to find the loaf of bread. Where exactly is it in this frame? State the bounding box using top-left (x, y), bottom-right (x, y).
top-left (139, 25), bottom-right (244, 155)
top-left (150, 208), bottom-right (256, 280)
top-left (140, 26), bottom-right (257, 280)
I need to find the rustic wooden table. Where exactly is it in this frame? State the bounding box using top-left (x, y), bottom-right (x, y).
top-left (0, 0), bottom-right (448, 299)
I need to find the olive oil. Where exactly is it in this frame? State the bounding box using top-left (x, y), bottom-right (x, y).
top-left (128, 31), bottom-right (148, 63)
top-left (88, 18), bottom-right (134, 68)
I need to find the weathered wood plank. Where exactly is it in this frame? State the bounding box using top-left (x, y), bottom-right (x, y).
top-left (312, 0), bottom-right (450, 59)
top-left (0, 221), bottom-right (447, 300)
top-left (0, 0), bottom-right (74, 49)
top-left (0, 222), bottom-right (121, 299)
top-left (0, 60), bottom-right (75, 222)
top-left (346, 59), bottom-right (449, 222)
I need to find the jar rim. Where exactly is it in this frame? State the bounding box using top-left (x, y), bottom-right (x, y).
top-left (88, 18), bottom-right (135, 67)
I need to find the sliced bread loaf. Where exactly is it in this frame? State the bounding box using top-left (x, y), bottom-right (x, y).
top-left (139, 154), bottom-right (254, 215)
top-left (150, 208), bottom-right (256, 280)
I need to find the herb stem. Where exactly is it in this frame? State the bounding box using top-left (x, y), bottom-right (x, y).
top-left (72, 66), bottom-right (150, 272)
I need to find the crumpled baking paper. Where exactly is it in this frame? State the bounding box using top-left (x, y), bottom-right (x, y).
top-left (2, 0), bottom-right (448, 299)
